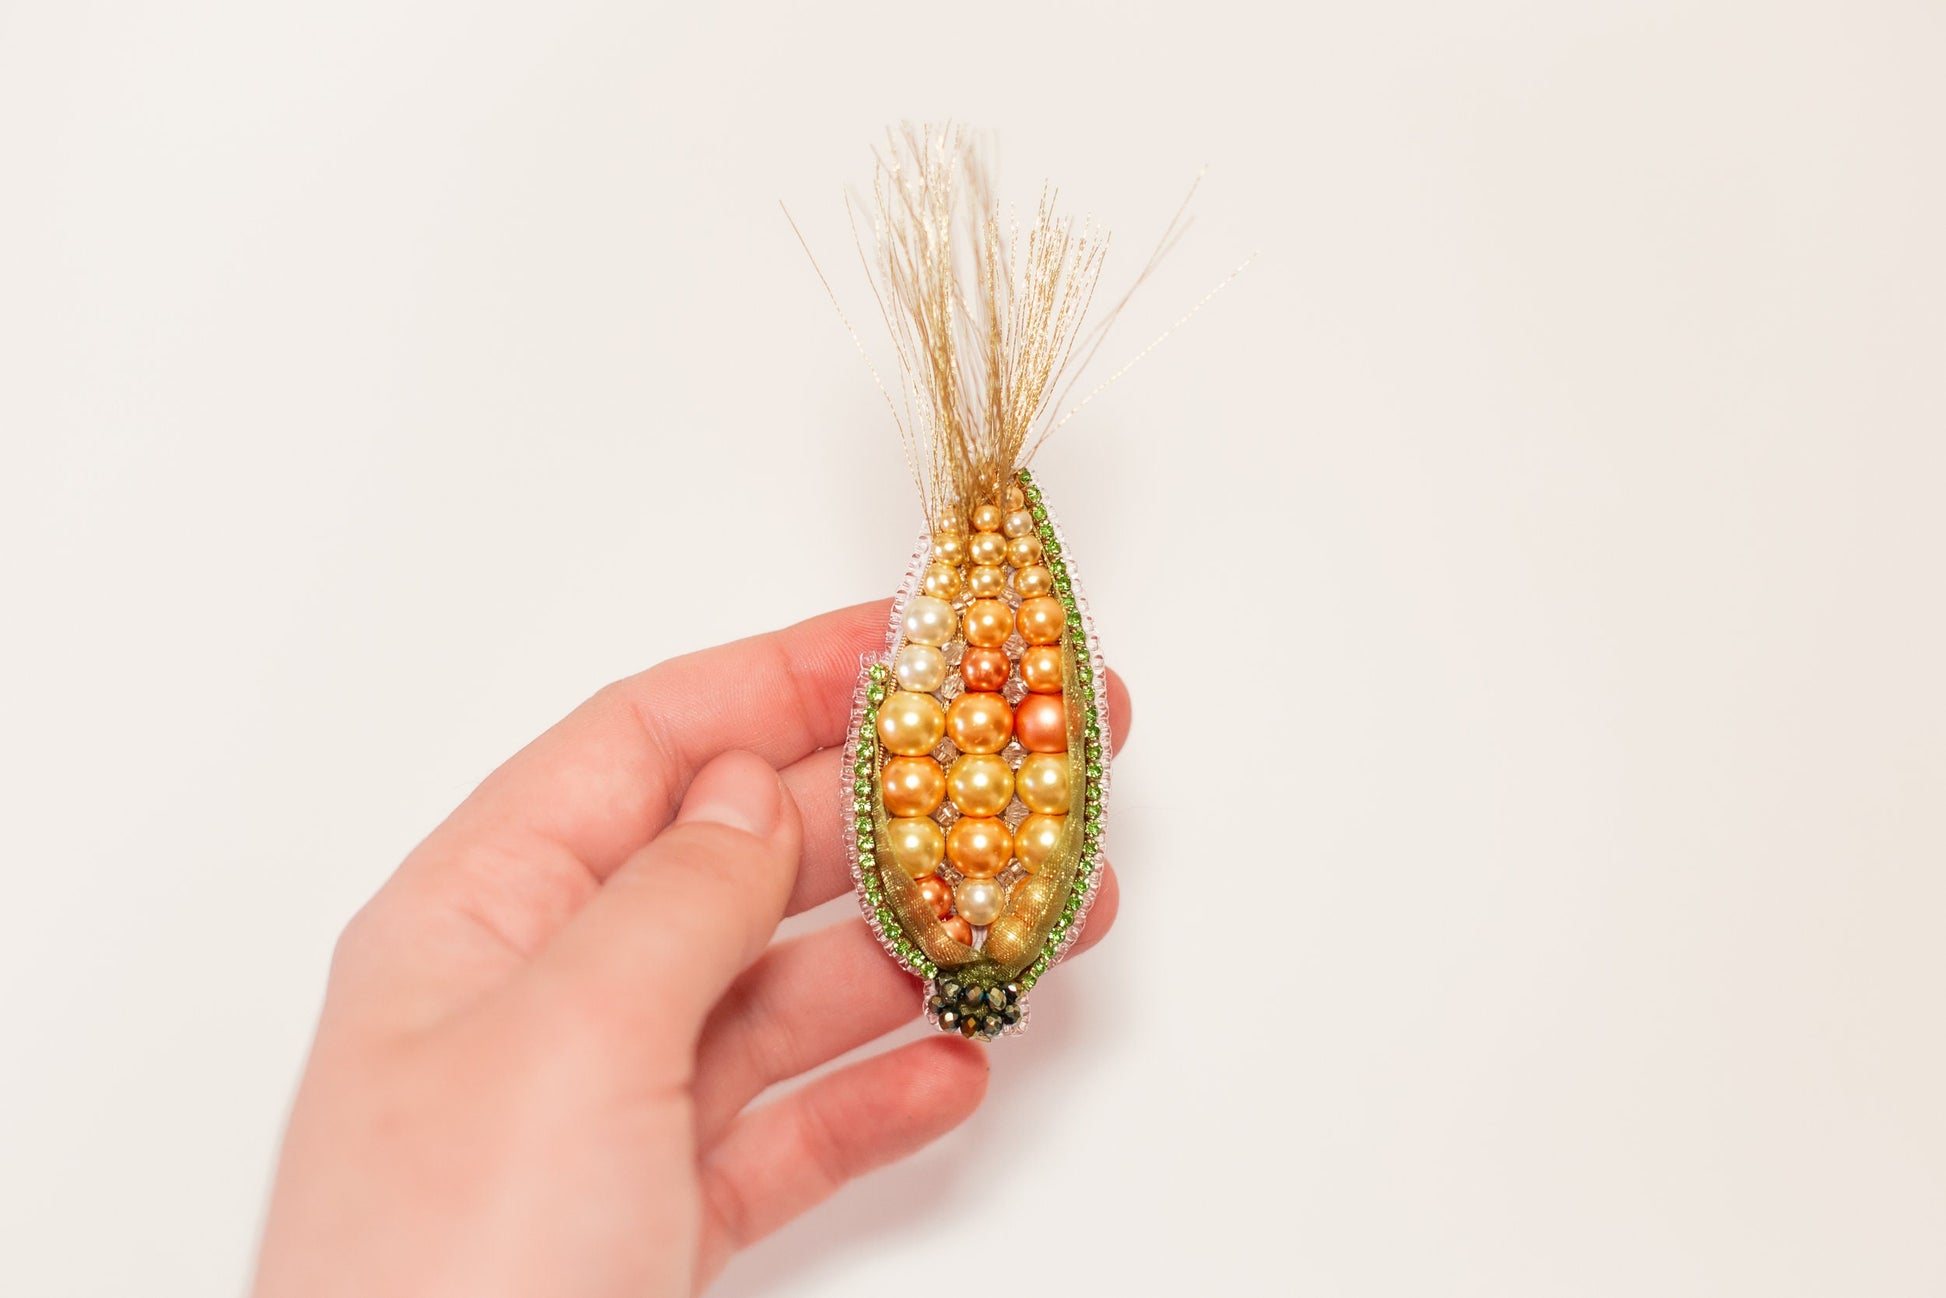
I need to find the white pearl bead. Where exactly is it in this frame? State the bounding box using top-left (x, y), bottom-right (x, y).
top-left (902, 595), bottom-right (957, 647)
top-left (954, 876), bottom-right (1005, 926)
top-left (894, 643), bottom-right (947, 693)
top-left (1003, 509), bottom-right (1036, 539)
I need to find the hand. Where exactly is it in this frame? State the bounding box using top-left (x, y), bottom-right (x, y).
top-left (251, 601), bottom-right (1128, 1298)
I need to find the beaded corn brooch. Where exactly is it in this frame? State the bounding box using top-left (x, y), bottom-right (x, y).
top-left (805, 124), bottom-right (1239, 1039)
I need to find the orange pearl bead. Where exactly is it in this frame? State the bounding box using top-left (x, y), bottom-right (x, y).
top-left (959, 645), bottom-right (1010, 692)
top-left (946, 692), bottom-right (1013, 754)
top-left (917, 873), bottom-right (954, 919)
top-left (962, 598), bottom-right (1013, 648)
top-left (946, 752), bottom-right (1014, 817)
top-left (940, 914), bottom-right (975, 946)
top-left (947, 816), bottom-right (1012, 877)
top-left (878, 691), bottom-right (946, 756)
top-left (881, 756), bottom-right (945, 817)
top-left (1016, 596), bottom-right (1066, 645)
top-left (1013, 692), bottom-right (1068, 752)
top-left (1016, 752), bottom-right (1070, 813)
top-left (1019, 644), bottom-right (1064, 693)
top-left (886, 816), bottom-right (945, 878)
top-left (1013, 812), bottom-right (1067, 872)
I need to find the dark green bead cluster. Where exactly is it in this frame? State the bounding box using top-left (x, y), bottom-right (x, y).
top-left (854, 662), bottom-right (940, 981)
top-left (930, 978), bottom-right (1024, 1039)
top-left (1013, 469), bottom-right (1106, 994)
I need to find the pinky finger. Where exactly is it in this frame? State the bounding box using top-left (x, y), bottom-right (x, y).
top-left (693, 1035), bottom-right (990, 1286)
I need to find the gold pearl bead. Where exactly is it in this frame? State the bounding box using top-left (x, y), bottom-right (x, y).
top-left (902, 596), bottom-right (957, 647)
top-left (1016, 752), bottom-right (1071, 813)
top-left (1006, 533), bottom-right (1042, 568)
top-left (921, 562), bottom-right (962, 599)
top-left (885, 816), bottom-right (945, 878)
top-left (946, 691), bottom-right (1013, 754)
top-left (946, 752), bottom-right (1014, 817)
top-left (970, 503), bottom-right (1004, 533)
top-left (1013, 812), bottom-right (1067, 871)
top-left (1016, 595), bottom-right (1066, 645)
top-left (947, 816), bottom-right (1011, 877)
top-left (961, 598), bottom-right (1013, 648)
top-left (1002, 509), bottom-right (1035, 539)
top-left (894, 643), bottom-right (947, 693)
top-left (967, 564), bottom-right (1007, 598)
top-left (968, 531), bottom-right (1007, 567)
top-left (1002, 484), bottom-right (1026, 511)
top-left (954, 875), bottom-right (1006, 925)
top-left (877, 691), bottom-right (946, 756)
top-left (1015, 564), bottom-right (1054, 597)
top-left (1019, 644), bottom-right (1063, 693)
top-left (932, 531), bottom-right (966, 566)
top-left (881, 755), bottom-right (945, 817)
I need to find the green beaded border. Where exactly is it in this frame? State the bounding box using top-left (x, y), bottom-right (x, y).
top-left (1013, 468), bottom-right (1107, 994)
top-left (852, 660), bottom-right (942, 981)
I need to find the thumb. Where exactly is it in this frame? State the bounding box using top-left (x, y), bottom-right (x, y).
top-left (531, 749), bottom-right (801, 1060)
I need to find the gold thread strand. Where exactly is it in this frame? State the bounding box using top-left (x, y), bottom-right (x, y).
top-left (1045, 249), bottom-right (1259, 439)
top-left (782, 201), bottom-right (909, 449)
top-left (1045, 168), bottom-right (1206, 426)
top-left (790, 123), bottom-right (1244, 530)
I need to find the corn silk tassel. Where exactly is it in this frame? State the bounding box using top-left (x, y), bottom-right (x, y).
top-left (811, 125), bottom-right (1228, 1039)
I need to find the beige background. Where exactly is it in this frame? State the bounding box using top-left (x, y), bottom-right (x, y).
top-left (3, 2), bottom-right (1943, 1294)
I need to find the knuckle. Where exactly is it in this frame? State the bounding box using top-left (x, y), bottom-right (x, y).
top-left (731, 981), bottom-right (807, 1091)
top-left (327, 898), bottom-right (385, 982)
top-left (702, 1162), bottom-right (760, 1250)
top-left (792, 1096), bottom-right (854, 1197)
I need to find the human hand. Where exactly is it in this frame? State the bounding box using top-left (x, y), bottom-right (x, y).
top-left (250, 601), bottom-right (1128, 1297)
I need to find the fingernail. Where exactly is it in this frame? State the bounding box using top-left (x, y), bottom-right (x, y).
top-left (677, 751), bottom-right (783, 837)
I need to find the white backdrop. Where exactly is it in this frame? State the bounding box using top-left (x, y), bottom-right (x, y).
top-left (4, 3), bottom-right (1943, 1294)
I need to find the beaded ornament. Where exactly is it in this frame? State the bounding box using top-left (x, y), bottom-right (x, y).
top-left (808, 125), bottom-right (1237, 1039)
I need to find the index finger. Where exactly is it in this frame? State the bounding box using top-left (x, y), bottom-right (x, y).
top-left (416, 599), bottom-right (889, 888)
top-left (333, 602), bottom-right (888, 1029)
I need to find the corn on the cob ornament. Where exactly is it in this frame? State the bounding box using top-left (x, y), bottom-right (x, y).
top-left (830, 127), bottom-right (1119, 1040)
top-left (847, 468), bottom-right (1109, 1039)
